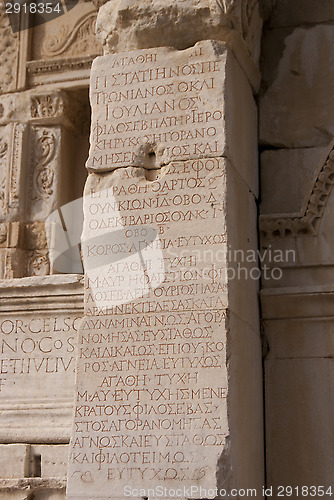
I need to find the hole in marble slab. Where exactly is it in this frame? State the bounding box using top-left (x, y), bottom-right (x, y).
top-left (31, 454), bottom-right (41, 477)
top-left (145, 148), bottom-right (157, 170)
top-left (144, 168), bottom-right (159, 181)
top-left (135, 142), bottom-right (159, 171)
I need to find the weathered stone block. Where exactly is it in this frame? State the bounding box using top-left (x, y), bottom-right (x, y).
top-left (260, 25), bottom-right (334, 148)
top-left (96, 0), bottom-right (266, 73)
top-left (67, 26), bottom-right (261, 500)
top-left (30, 445), bottom-right (68, 478)
top-left (0, 276), bottom-right (83, 442)
top-left (268, 0), bottom-right (334, 28)
top-left (0, 445), bottom-right (29, 479)
top-left (88, 41), bottom-right (258, 194)
top-left (260, 147), bottom-right (327, 215)
top-left (67, 156), bottom-right (262, 498)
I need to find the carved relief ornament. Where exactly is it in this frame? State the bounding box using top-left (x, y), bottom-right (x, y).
top-left (260, 143), bottom-right (334, 238)
top-left (31, 94), bottom-right (64, 119)
top-left (41, 12), bottom-right (100, 58)
top-left (30, 129), bottom-right (56, 212)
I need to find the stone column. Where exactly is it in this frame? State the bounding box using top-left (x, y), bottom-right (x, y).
top-left (67, 1), bottom-right (270, 498)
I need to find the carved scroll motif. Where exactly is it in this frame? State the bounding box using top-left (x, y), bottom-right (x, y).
top-left (41, 13), bottom-right (100, 58)
top-left (0, 137), bottom-right (8, 216)
top-left (33, 130), bottom-right (56, 202)
top-left (0, 223), bottom-right (7, 245)
top-left (0, 123), bottom-right (25, 220)
top-left (9, 123), bottom-right (24, 211)
top-left (0, 3), bottom-right (19, 93)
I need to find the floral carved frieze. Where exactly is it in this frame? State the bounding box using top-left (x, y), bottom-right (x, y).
top-left (260, 144), bottom-right (334, 238)
top-left (0, 123), bottom-right (26, 221)
top-left (29, 91), bottom-right (86, 135)
top-left (31, 94), bottom-right (64, 119)
top-left (0, 125), bottom-right (11, 219)
top-left (0, 138), bottom-right (9, 216)
top-left (0, 138), bottom-right (8, 158)
top-left (0, 223), bottom-right (7, 245)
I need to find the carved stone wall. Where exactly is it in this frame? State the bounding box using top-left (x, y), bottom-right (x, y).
top-left (259, 2), bottom-right (334, 493)
top-left (0, 2), bottom-right (97, 498)
top-left (0, 3), bottom-right (19, 94)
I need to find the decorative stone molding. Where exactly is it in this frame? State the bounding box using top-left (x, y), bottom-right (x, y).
top-left (260, 142), bottom-right (334, 238)
top-left (26, 55), bottom-right (97, 87)
top-left (0, 224), bottom-right (7, 246)
top-left (261, 284), bottom-right (334, 320)
top-left (28, 126), bottom-right (59, 222)
top-left (31, 95), bottom-right (64, 120)
top-left (0, 123), bottom-right (25, 222)
top-left (0, 275), bottom-right (83, 441)
top-left (26, 2), bottom-right (102, 87)
top-left (0, 133), bottom-right (9, 218)
top-left (29, 91), bottom-right (89, 135)
top-left (33, 130), bottom-right (56, 201)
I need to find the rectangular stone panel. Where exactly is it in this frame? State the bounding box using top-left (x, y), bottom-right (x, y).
top-left (30, 445), bottom-right (68, 478)
top-left (67, 158), bottom-right (229, 498)
top-left (83, 157), bottom-right (227, 314)
top-left (87, 41), bottom-right (228, 172)
top-left (0, 445), bottom-right (29, 479)
top-left (265, 358), bottom-right (334, 493)
top-left (0, 276), bottom-right (83, 442)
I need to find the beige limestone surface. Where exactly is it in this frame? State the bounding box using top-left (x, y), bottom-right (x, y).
top-left (67, 157), bottom-right (230, 498)
top-left (95, 0), bottom-right (269, 86)
top-left (0, 445), bottom-right (29, 479)
top-left (0, 0), bottom-right (270, 497)
top-left (260, 25), bottom-right (334, 148)
top-left (88, 42), bottom-right (230, 172)
top-left (87, 41), bottom-right (258, 194)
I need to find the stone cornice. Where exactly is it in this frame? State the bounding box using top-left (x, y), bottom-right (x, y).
top-left (261, 285), bottom-right (334, 320)
top-left (260, 139), bottom-right (334, 238)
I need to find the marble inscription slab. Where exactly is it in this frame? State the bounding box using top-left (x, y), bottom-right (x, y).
top-left (87, 40), bottom-right (227, 171)
top-left (67, 158), bottom-right (229, 498)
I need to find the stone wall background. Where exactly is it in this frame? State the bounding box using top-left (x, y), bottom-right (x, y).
top-left (259, 0), bottom-right (334, 492)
